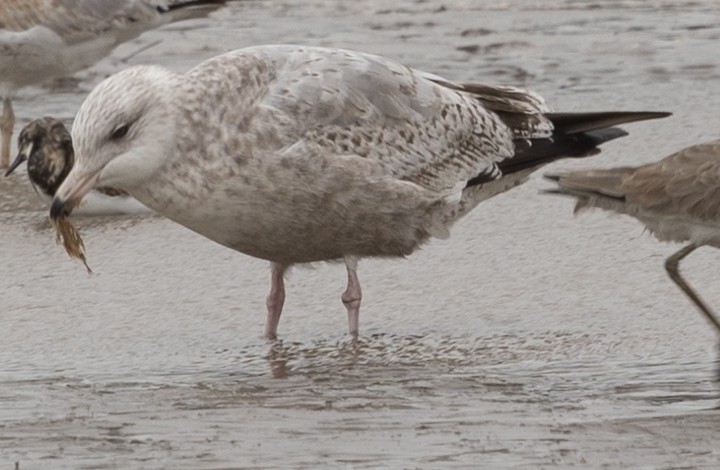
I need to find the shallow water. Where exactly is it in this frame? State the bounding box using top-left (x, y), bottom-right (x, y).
top-left (3, 0), bottom-right (720, 468)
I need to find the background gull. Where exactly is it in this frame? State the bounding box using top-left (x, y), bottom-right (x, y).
top-left (545, 142), bottom-right (720, 334)
top-left (0, 0), bottom-right (239, 169)
top-left (6, 117), bottom-right (150, 215)
top-left (50, 44), bottom-right (668, 339)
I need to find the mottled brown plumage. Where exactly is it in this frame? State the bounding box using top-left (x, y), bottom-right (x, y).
top-left (51, 45), bottom-right (667, 338)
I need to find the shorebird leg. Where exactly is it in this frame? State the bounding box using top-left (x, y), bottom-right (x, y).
top-left (342, 256), bottom-right (362, 337)
top-left (665, 244), bottom-right (720, 333)
top-left (264, 262), bottom-right (287, 340)
top-left (1, 98), bottom-right (14, 169)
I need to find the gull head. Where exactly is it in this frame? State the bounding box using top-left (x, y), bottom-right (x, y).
top-left (51, 65), bottom-right (177, 219)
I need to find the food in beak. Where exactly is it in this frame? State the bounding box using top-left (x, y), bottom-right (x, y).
top-left (52, 213), bottom-right (92, 274)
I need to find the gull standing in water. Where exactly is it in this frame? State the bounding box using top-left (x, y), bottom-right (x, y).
top-left (50, 45), bottom-right (669, 339)
top-left (0, 0), bottom-right (238, 168)
top-left (6, 117), bottom-right (150, 215)
top-left (546, 142), bottom-right (720, 334)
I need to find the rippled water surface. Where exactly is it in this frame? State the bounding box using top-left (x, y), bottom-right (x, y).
top-left (3, 1), bottom-right (720, 468)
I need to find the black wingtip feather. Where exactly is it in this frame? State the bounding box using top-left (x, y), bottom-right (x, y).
top-left (466, 110), bottom-right (670, 187)
top-left (582, 127), bottom-right (629, 145)
top-left (496, 126), bottom-right (630, 176)
top-left (546, 111), bottom-right (671, 134)
top-left (163, 0), bottom-right (227, 12)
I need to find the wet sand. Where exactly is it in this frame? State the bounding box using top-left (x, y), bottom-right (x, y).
top-left (3, 0), bottom-right (720, 468)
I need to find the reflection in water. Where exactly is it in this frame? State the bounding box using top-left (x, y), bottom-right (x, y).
top-left (2, 329), bottom-right (720, 467)
top-left (267, 340), bottom-right (290, 379)
top-left (254, 333), bottom-right (720, 409)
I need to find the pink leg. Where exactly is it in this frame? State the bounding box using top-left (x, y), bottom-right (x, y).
top-left (342, 256), bottom-right (362, 337)
top-left (264, 263), bottom-right (287, 340)
top-left (1, 98), bottom-right (14, 169)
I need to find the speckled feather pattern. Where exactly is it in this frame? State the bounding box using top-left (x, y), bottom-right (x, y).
top-left (68, 45), bottom-right (564, 264)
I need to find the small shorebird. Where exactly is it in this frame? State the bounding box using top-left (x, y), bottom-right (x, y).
top-left (546, 141), bottom-right (720, 333)
top-left (6, 117), bottom-right (150, 215)
top-left (0, 0), bottom-right (237, 169)
top-left (49, 44), bottom-right (668, 339)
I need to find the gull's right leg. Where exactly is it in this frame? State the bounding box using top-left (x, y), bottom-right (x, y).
top-left (265, 262), bottom-right (287, 340)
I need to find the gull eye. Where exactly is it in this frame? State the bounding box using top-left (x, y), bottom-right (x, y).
top-left (110, 124), bottom-right (130, 140)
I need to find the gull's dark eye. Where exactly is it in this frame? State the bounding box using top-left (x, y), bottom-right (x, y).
top-left (110, 124), bottom-right (130, 140)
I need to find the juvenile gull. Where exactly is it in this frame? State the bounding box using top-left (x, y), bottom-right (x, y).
top-left (50, 45), bottom-right (669, 339)
top-left (546, 142), bottom-right (720, 333)
top-left (0, 0), bottom-right (237, 168)
top-left (6, 117), bottom-right (150, 215)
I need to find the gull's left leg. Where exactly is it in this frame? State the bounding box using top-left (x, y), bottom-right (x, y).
top-left (1, 98), bottom-right (14, 169)
top-left (342, 256), bottom-right (362, 337)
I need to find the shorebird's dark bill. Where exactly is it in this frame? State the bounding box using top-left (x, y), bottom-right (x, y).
top-left (4, 154), bottom-right (26, 177)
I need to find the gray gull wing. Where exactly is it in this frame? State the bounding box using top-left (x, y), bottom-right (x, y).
top-left (218, 45), bottom-right (552, 197)
top-left (52, 44), bottom-right (671, 338)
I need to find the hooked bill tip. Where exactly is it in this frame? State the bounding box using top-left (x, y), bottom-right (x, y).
top-left (50, 197), bottom-right (68, 220)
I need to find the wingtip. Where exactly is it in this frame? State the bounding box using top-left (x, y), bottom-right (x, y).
top-left (163, 0), bottom-right (229, 16)
top-left (619, 111), bottom-right (673, 124)
top-left (643, 111), bottom-right (673, 120)
top-left (546, 111), bottom-right (672, 135)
